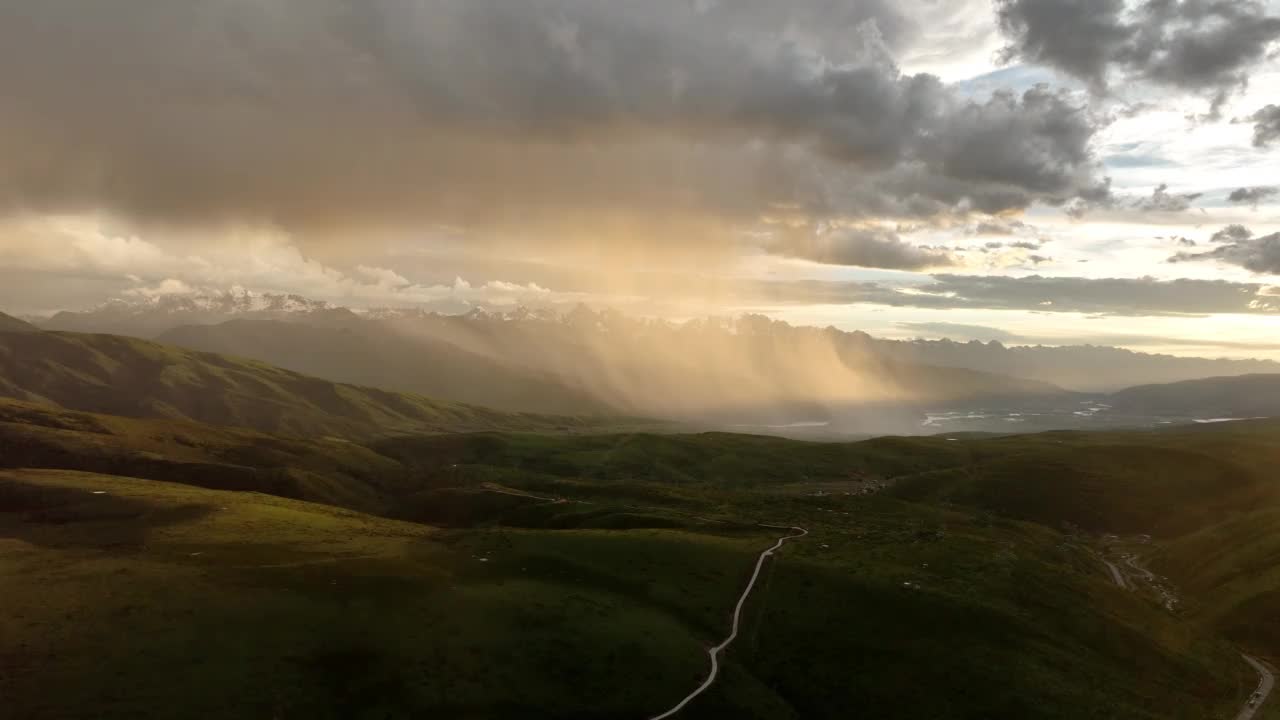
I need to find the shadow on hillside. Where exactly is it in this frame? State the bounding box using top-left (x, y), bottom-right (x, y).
top-left (0, 478), bottom-right (214, 550)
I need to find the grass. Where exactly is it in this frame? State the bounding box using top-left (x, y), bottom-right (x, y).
top-left (0, 330), bottom-right (648, 439)
top-left (1148, 509), bottom-right (1280, 662)
top-left (1, 469), bottom-right (777, 719)
top-left (885, 422), bottom-right (1280, 536)
top-left (2, 401), bottom-right (1277, 717)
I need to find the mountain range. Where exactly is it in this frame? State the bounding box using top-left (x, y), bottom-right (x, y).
top-left (42, 288), bottom-right (348, 337)
top-left (25, 290), bottom-right (1280, 433)
top-left (6, 301), bottom-right (1280, 719)
top-left (40, 290), bottom-right (1279, 393)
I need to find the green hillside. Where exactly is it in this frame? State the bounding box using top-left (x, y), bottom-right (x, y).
top-left (1109, 374), bottom-right (1280, 418)
top-left (158, 319), bottom-right (614, 415)
top-left (0, 402), bottom-right (1261, 719)
top-left (0, 311), bottom-right (37, 333)
top-left (885, 422), bottom-right (1280, 536)
top-left (0, 331), bottom-right (634, 439)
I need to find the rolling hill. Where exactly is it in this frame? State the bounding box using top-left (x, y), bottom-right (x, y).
top-left (1109, 374), bottom-right (1280, 419)
top-left (152, 311), bottom-right (1069, 433)
top-left (0, 402), bottom-right (1256, 719)
top-left (0, 311), bottom-right (36, 333)
top-left (5, 316), bottom-right (1280, 717)
top-left (41, 291), bottom-right (1280, 394)
top-left (0, 329), bottom-right (629, 439)
top-left (157, 318), bottom-right (613, 415)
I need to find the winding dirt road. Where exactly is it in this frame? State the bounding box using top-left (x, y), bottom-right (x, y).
top-left (1101, 557), bottom-right (1129, 590)
top-left (1235, 655), bottom-right (1275, 720)
top-left (1100, 545), bottom-right (1273, 719)
top-left (648, 525), bottom-right (808, 720)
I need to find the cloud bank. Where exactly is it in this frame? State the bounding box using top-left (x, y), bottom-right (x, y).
top-left (1172, 225), bottom-right (1280, 274)
top-left (996, 0), bottom-right (1280, 108)
top-left (0, 0), bottom-right (1109, 261)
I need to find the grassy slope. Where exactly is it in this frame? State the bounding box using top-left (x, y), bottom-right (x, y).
top-left (0, 330), bottom-right (634, 439)
top-left (157, 318), bottom-right (614, 415)
top-left (852, 420), bottom-right (1280, 691)
top-left (1, 469), bottom-right (773, 720)
top-left (1150, 510), bottom-right (1280, 665)
top-left (0, 311), bottom-right (37, 333)
top-left (885, 422), bottom-right (1280, 536)
top-left (0, 404), bottom-right (1257, 719)
top-left (0, 398), bottom-right (408, 514)
top-left (1109, 374), bottom-right (1280, 418)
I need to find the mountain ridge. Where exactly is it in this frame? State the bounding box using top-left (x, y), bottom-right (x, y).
top-left (35, 290), bottom-right (1279, 392)
top-left (0, 329), bottom-right (632, 439)
top-left (0, 311), bottom-right (37, 333)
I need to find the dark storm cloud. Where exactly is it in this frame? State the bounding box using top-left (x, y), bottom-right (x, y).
top-left (1228, 186), bottom-right (1279, 207)
top-left (1250, 105), bottom-right (1280, 147)
top-left (1172, 230), bottom-right (1280, 274)
top-left (0, 0), bottom-right (1109, 245)
top-left (749, 274), bottom-right (1280, 315)
top-left (1210, 224), bottom-right (1253, 243)
top-left (995, 0), bottom-right (1280, 102)
top-left (1133, 183), bottom-right (1202, 212)
top-left (975, 221), bottom-right (1017, 235)
top-left (767, 228), bottom-right (956, 269)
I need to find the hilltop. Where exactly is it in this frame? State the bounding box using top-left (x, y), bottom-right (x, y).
top-left (153, 308), bottom-right (1068, 432)
top-left (1109, 374), bottom-right (1280, 418)
top-left (0, 401), bottom-right (1255, 719)
top-left (158, 318), bottom-right (613, 415)
top-left (0, 330), bottom-right (632, 439)
top-left (0, 311), bottom-right (37, 333)
top-left (35, 291), bottom-right (1280, 394)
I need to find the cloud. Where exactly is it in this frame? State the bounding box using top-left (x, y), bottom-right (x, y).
top-left (0, 216), bottom-right (586, 311)
top-left (122, 278), bottom-right (197, 299)
top-left (1228, 186), bottom-right (1279, 208)
top-left (767, 227), bottom-right (956, 269)
top-left (995, 0), bottom-right (1280, 106)
top-left (355, 265), bottom-right (411, 288)
top-left (1133, 183), bottom-right (1202, 212)
top-left (1251, 105), bottom-right (1280, 147)
top-left (749, 274), bottom-right (1280, 315)
top-left (974, 220), bottom-right (1024, 235)
top-left (896, 322), bottom-right (1020, 341)
top-left (1174, 236), bottom-right (1197, 247)
top-left (0, 1), bottom-right (1109, 251)
top-left (1171, 230), bottom-right (1280, 274)
top-left (1210, 224), bottom-right (1253, 243)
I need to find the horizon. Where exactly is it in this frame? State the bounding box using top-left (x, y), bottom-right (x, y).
top-left (14, 284), bottom-right (1280, 365)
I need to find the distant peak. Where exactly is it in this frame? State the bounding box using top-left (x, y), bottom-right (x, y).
top-left (84, 288), bottom-right (334, 316)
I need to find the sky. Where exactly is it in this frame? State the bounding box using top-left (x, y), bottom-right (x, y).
top-left (1, 0), bottom-right (1279, 359)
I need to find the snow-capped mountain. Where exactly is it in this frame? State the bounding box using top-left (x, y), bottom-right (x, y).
top-left (38, 284), bottom-right (583, 338)
top-left (41, 287), bottom-right (355, 338)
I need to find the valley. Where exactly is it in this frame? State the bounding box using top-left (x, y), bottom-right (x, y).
top-left (7, 2), bottom-right (1280, 717)
top-left (2, 323), bottom-right (1280, 718)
